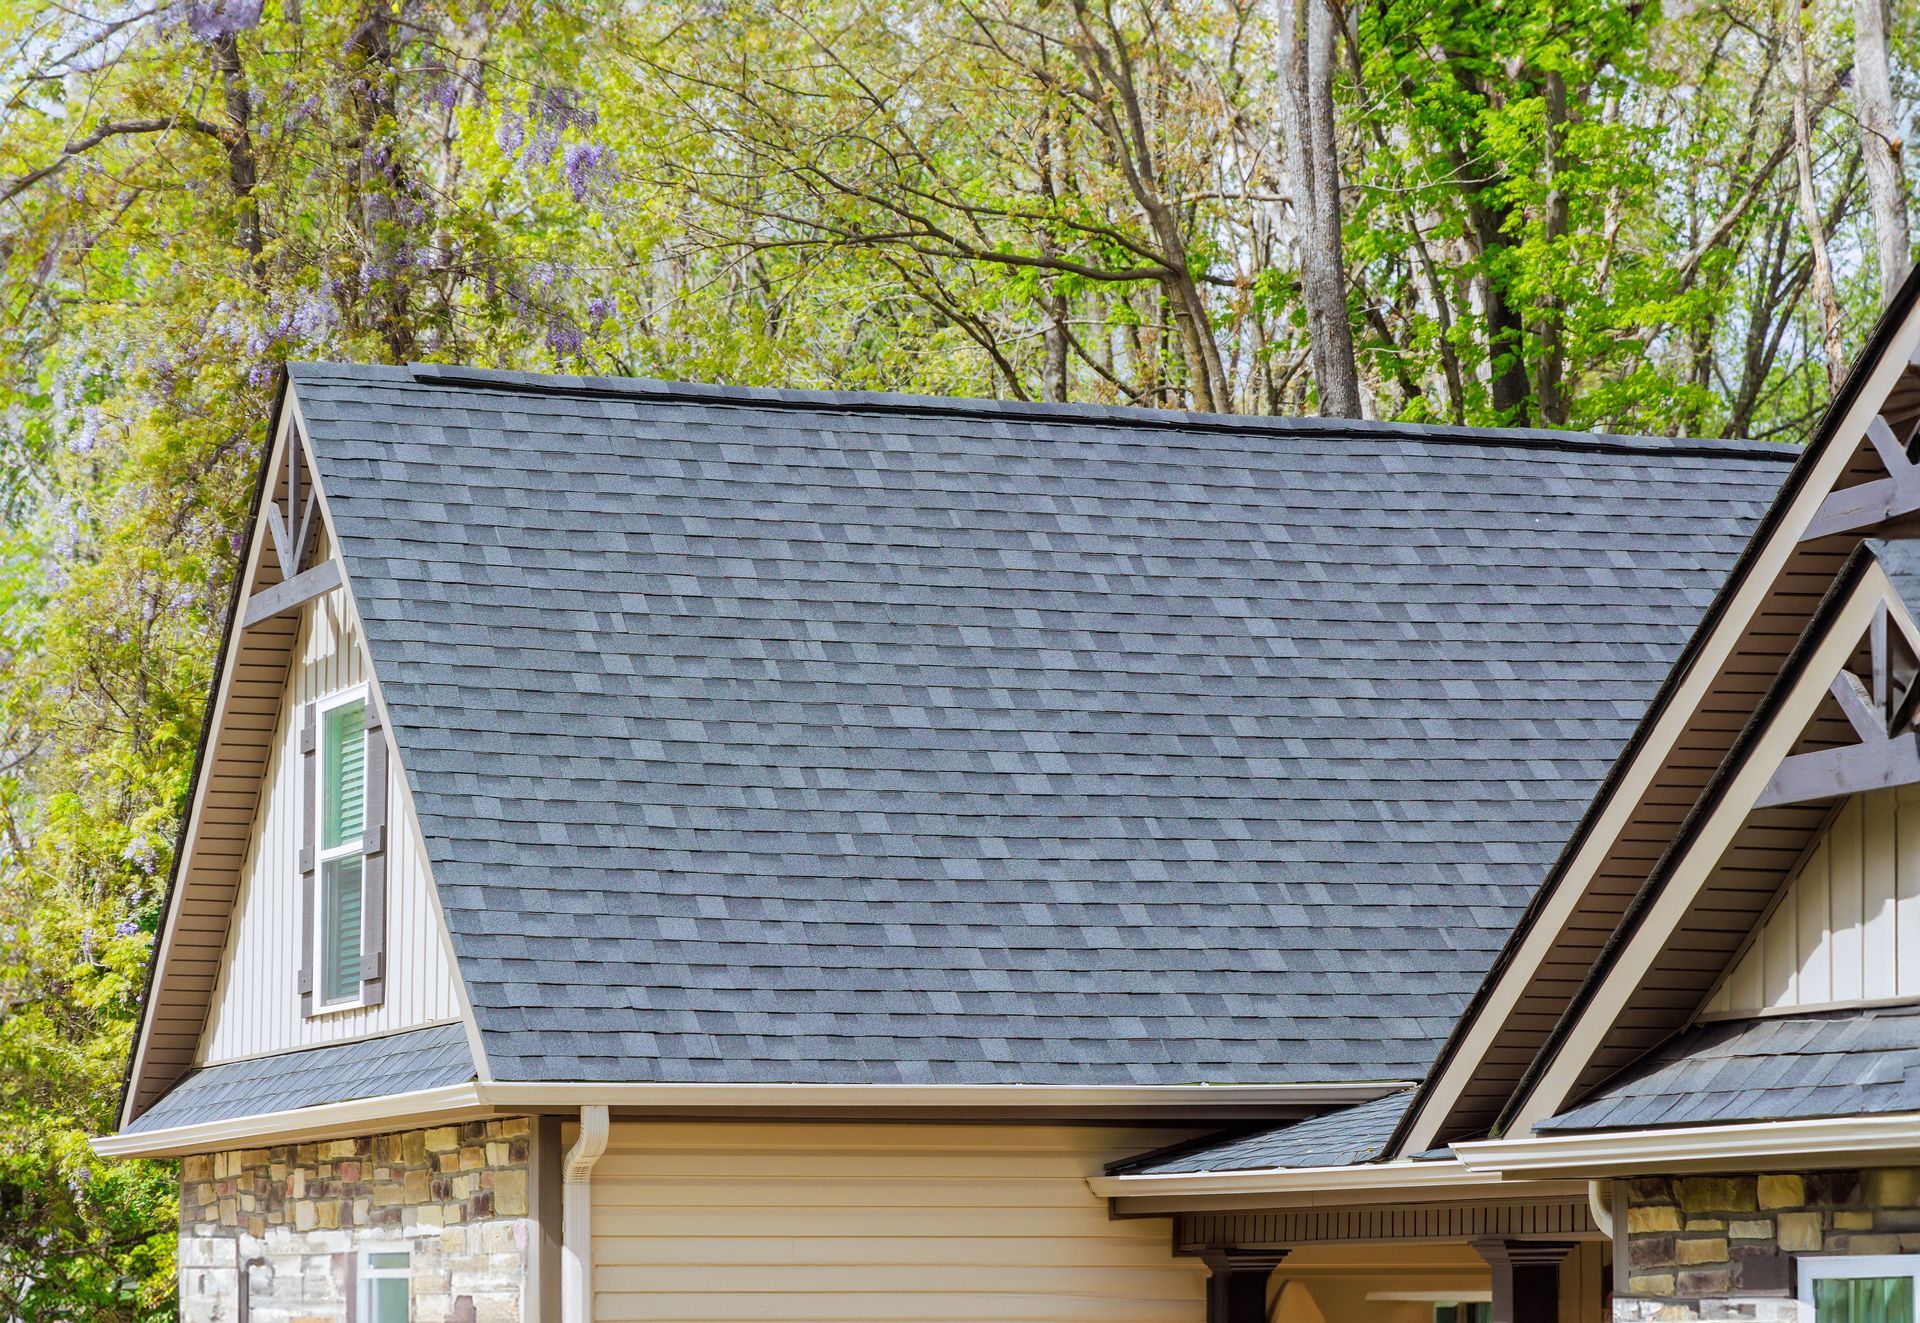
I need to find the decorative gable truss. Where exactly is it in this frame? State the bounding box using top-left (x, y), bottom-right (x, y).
top-left (120, 393), bottom-right (478, 1129)
top-left (1393, 272), bottom-right (1920, 1158)
top-left (1498, 540), bottom-right (1920, 1136)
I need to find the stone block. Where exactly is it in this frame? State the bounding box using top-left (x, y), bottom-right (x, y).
top-left (1777, 1212), bottom-right (1823, 1251)
top-left (425, 1126), bottom-right (460, 1153)
top-left (1686, 1219), bottom-right (1727, 1232)
top-left (1805, 1171), bottom-right (1861, 1206)
top-left (1628, 1273), bottom-right (1678, 1296)
top-left (1835, 1211), bottom-right (1875, 1230)
top-left (1731, 1245), bottom-right (1790, 1294)
top-left (1730, 1219), bottom-right (1772, 1240)
top-left (1678, 1177), bottom-right (1758, 1213)
top-left (1678, 1238), bottom-right (1729, 1266)
top-left (1632, 1235), bottom-right (1677, 1269)
top-left (1679, 1267), bottom-right (1734, 1296)
top-left (1632, 1205), bottom-right (1684, 1233)
top-left (1630, 1177), bottom-right (1674, 1203)
top-left (1758, 1175), bottom-right (1803, 1209)
top-left (494, 1170), bottom-right (528, 1217)
top-left (1832, 1233), bottom-right (1903, 1255)
top-left (1867, 1167), bottom-right (1920, 1208)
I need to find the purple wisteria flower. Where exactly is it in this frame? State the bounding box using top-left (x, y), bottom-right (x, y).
top-left (563, 142), bottom-right (608, 201)
top-left (179, 0), bottom-right (263, 41)
top-left (115, 919), bottom-right (141, 939)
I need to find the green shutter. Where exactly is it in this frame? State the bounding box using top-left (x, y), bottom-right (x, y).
top-left (322, 699), bottom-right (367, 850)
top-left (1815, 1277), bottom-right (1917, 1323)
top-left (321, 855), bottom-right (363, 1004)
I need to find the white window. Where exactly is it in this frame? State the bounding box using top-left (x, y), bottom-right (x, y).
top-left (316, 688), bottom-right (369, 1009)
top-left (1800, 1255), bottom-right (1920, 1322)
top-left (359, 1247), bottom-right (410, 1322)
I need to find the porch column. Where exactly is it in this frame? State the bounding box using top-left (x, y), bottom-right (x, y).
top-left (1197, 1247), bottom-right (1288, 1323)
top-left (1471, 1239), bottom-right (1573, 1323)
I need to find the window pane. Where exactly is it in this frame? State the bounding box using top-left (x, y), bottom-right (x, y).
top-left (322, 699), bottom-right (367, 850)
top-left (371, 1273), bottom-right (409, 1322)
top-left (321, 855), bottom-right (362, 1003)
top-left (367, 1252), bottom-right (409, 1271)
top-left (1815, 1277), bottom-right (1916, 1323)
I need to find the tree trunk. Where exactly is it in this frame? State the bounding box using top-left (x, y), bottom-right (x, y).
top-left (1276, 0), bottom-right (1363, 417)
top-left (1788, 0), bottom-right (1848, 390)
top-left (1534, 71), bottom-right (1571, 427)
top-left (208, 34), bottom-right (263, 281)
top-left (1853, 0), bottom-right (1910, 302)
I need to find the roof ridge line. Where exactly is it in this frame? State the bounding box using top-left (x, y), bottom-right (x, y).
top-left (309, 361), bottom-right (1796, 464)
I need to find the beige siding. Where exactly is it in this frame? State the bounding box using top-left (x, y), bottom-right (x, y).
top-left (1705, 787), bottom-right (1920, 1017)
top-left (197, 561), bottom-right (462, 1064)
top-left (590, 1121), bottom-right (1205, 1322)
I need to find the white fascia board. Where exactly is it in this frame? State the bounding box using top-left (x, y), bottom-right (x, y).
top-left (1087, 1157), bottom-right (1510, 1201)
top-left (91, 1084), bottom-right (491, 1159)
top-left (94, 1079), bottom-right (1413, 1158)
top-left (478, 1079), bottom-right (1412, 1111)
top-left (1455, 1112), bottom-right (1920, 1178)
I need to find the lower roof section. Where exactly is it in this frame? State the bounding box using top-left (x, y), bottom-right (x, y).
top-left (1109, 1089), bottom-right (1413, 1176)
top-left (1539, 1004), bottom-right (1920, 1134)
top-left (123, 1023), bottom-right (475, 1135)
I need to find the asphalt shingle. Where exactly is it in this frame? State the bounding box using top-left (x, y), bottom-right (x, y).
top-left (1111, 1091), bottom-right (1414, 1174)
top-left (1540, 1006), bottom-right (1920, 1132)
top-left (289, 362), bottom-right (1794, 1087)
top-left (125, 1024), bottom-right (474, 1133)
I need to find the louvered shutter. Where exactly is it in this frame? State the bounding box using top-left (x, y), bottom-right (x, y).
top-left (361, 708), bottom-right (389, 1008)
top-left (298, 702), bottom-right (317, 1017)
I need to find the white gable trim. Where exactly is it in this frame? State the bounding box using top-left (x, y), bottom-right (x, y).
top-left (1506, 560), bottom-right (1917, 1134)
top-left (1399, 296), bottom-right (1920, 1156)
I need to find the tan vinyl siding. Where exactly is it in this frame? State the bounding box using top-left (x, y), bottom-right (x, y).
top-left (589, 1121), bottom-right (1205, 1323)
top-left (1704, 784), bottom-right (1920, 1017)
top-left (198, 551), bottom-right (461, 1064)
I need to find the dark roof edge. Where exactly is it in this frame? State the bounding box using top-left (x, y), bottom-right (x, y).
top-left (1386, 262), bottom-right (1920, 1159)
top-left (116, 367), bottom-right (290, 1130)
top-left (308, 361), bottom-right (1791, 464)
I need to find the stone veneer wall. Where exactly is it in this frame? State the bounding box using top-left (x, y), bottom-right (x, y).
top-left (1618, 1169), bottom-right (1920, 1322)
top-left (178, 1117), bottom-right (533, 1323)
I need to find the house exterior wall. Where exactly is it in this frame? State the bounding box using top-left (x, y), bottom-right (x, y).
top-left (1703, 788), bottom-right (1920, 1019)
top-left (588, 1119), bottom-right (1207, 1322)
top-left (198, 554), bottom-right (463, 1065)
top-left (177, 1118), bottom-right (531, 1323)
top-left (1615, 1168), bottom-right (1920, 1321)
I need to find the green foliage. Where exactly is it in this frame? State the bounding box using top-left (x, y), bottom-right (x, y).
top-left (0, 0), bottom-right (1909, 1313)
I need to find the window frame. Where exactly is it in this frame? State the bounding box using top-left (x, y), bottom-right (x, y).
top-left (356, 1244), bottom-right (411, 1323)
top-left (1798, 1254), bottom-right (1920, 1320)
top-left (313, 683), bottom-right (371, 1014)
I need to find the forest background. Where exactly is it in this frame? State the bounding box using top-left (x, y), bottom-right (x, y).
top-left (0, 0), bottom-right (1912, 1314)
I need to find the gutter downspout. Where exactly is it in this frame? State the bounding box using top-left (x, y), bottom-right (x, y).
top-left (1587, 1179), bottom-right (1614, 1238)
top-left (561, 1105), bottom-right (611, 1323)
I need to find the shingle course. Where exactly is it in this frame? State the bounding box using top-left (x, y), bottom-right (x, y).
top-left (290, 362), bottom-right (1793, 1086)
top-left (1540, 1007), bottom-right (1920, 1132)
top-left (124, 1025), bottom-right (473, 1133)
top-left (1113, 1092), bottom-right (1414, 1174)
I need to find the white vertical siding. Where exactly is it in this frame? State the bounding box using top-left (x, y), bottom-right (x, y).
top-left (197, 560), bottom-right (462, 1065)
top-left (589, 1121), bottom-right (1206, 1323)
top-left (1705, 787), bottom-right (1918, 1017)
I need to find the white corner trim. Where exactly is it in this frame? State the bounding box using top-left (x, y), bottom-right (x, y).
top-left (1085, 1157), bottom-right (1511, 1200)
top-left (90, 1083), bottom-right (490, 1158)
top-left (561, 1105), bottom-right (609, 1323)
top-left (1455, 1111), bottom-right (1920, 1177)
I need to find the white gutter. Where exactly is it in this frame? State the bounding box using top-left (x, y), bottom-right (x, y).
top-left (478, 1080), bottom-right (1407, 1110)
top-left (1587, 1180), bottom-right (1614, 1237)
top-left (1455, 1112), bottom-right (1920, 1178)
top-left (561, 1106), bottom-right (610, 1323)
top-left (89, 1084), bottom-right (490, 1159)
top-left (93, 1078), bottom-right (1411, 1160)
top-left (1087, 1157), bottom-right (1512, 1200)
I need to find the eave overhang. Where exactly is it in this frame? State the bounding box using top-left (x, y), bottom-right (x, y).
top-left (96, 1078), bottom-right (1414, 1158)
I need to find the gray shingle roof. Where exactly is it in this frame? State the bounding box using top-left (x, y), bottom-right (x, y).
top-left (289, 362), bottom-right (1793, 1087)
top-left (1539, 1007), bottom-right (1920, 1132)
top-left (125, 1024), bottom-right (473, 1133)
top-left (1112, 1091), bottom-right (1413, 1174)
